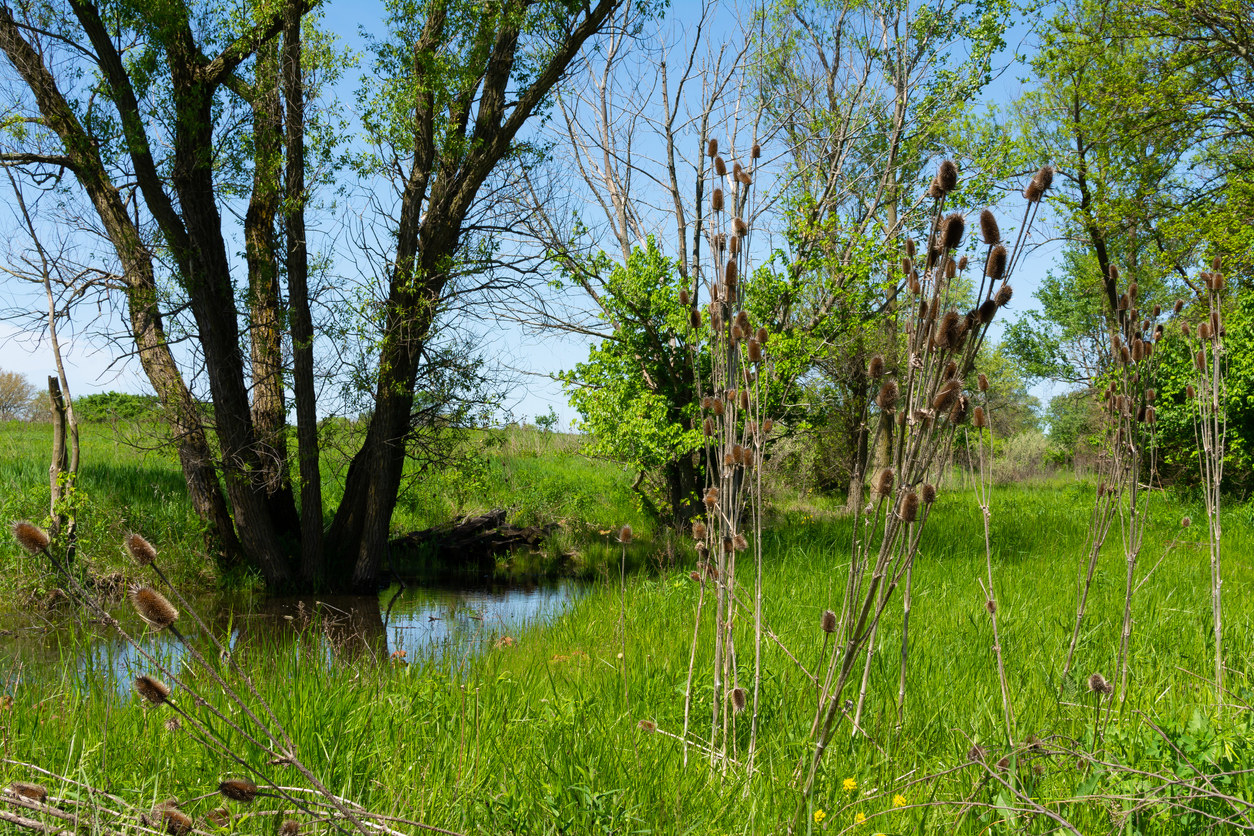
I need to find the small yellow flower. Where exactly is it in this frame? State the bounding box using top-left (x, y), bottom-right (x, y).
top-left (843, 777), bottom-right (857, 792)
top-left (893, 794), bottom-right (907, 807)
top-left (853, 812), bottom-right (866, 825)
top-left (813, 809), bottom-right (826, 824)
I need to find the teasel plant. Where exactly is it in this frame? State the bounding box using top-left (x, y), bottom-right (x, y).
top-left (6, 523), bottom-right (464, 836)
top-left (788, 160), bottom-right (1052, 832)
top-left (1059, 265), bottom-right (1166, 707)
top-left (1186, 260), bottom-right (1228, 706)
top-left (675, 136), bottom-right (776, 773)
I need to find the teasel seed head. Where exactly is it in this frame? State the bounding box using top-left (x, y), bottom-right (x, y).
top-left (985, 599), bottom-right (996, 614)
top-left (1128, 281), bottom-right (1138, 302)
top-left (995, 285), bottom-right (1013, 308)
top-left (721, 536), bottom-right (733, 554)
top-left (968, 744), bottom-right (987, 763)
top-left (1120, 345), bottom-right (1130, 365)
top-left (1211, 310), bottom-right (1220, 334)
top-left (747, 339), bottom-right (763, 363)
top-left (689, 309), bottom-right (701, 330)
top-left (160, 808), bottom-right (193, 836)
top-left (1181, 321), bottom-right (1191, 338)
top-left (751, 143), bottom-right (761, 159)
top-left (1136, 405), bottom-right (1146, 422)
top-left (868, 355), bottom-right (885, 378)
top-left (9, 782), bottom-right (48, 802)
top-left (762, 419), bottom-right (774, 433)
top-left (1023, 180), bottom-right (1044, 202)
top-left (1195, 349), bottom-right (1206, 371)
top-left (979, 209), bottom-right (1000, 244)
top-left (279, 819), bottom-right (300, 836)
top-left (707, 138), bottom-right (718, 158)
top-left (130, 585), bottom-right (178, 630)
top-left (820, 609), bottom-right (837, 633)
top-left (638, 719), bottom-right (658, 733)
top-left (134, 675), bottom-right (171, 705)
top-left (735, 310), bottom-right (750, 331)
top-left (949, 394), bottom-right (970, 425)
top-left (1034, 165), bottom-right (1055, 193)
top-left (733, 217), bottom-right (748, 237)
top-left (901, 256), bottom-right (913, 276)
top-left (207, 809), bottom-right (231, 827)
top-left (715, 233), bottom-right (726, 251)
top-left (921, 483), bottom-right (937, 504)
top-left (732, 161), bottom-right (743, 181)
top-left (1186, 384), bottom-right (1196, 399)
top-left (1088, 673), bottom-right (1113, 695)
top-left (1182, 515), bottom-right (1192, 528)
top-left (933, 379), bottom-right (961, 413)
top-left (1152, 303), bottom-right (1161, 318)
top-left (733, 533), bottom-right (748, 552)
top-left (12, 521), bottom-right (50, 555)
top-left (977, 372), bottom-right (989, 393)
top-left (874, 468), bottom-right (895, 497)
top-left (678, 289), bottom-right (690, 307)
top-left (1199, 320), bottom-right (1214, 339)
top-left (730, 686), bottom-right (747, 713)
top-left (724, 259), bottom-right (738, 286)
top-left (918, 299), bottom-right (929, 322)
top-left (218, 779), bottom-right (258, 804)
top-left (1174, 299), bottom-right (1185, 314)
top-left (945, 259), bottom-right (957, 279)
top-left (928, 179), bottom-right (945, 199)
top-left (1212, 272), bottom-right (1226, 292)
top-left (986, 245), bottom-right (1007, 281)
top-left (1131, 339), bottom-right (1144, 363)
top-left (692, 521), bottom-right (707, 540)
top-left (731, 323), bottom-right (744, 342)
top-left (618, 525), bottom-right (633, 544)
top-left (124, 533), bottom-right (158, 566)
top-left (937, 310), bottom-right (962, 349)
top-left (909, 273), bottom-right (922, 294)
top-left (1109, 263), bottom-right (1120, 283)
top-left (711, 188), bottom-right (724, 212)
top-left (737, 167), bottom-right (752, 186)
top-left (941, 212), bottom-right (965, 250)
top-left (904, 238), bottom-right (916, 258)
top-left (729, 234), bottom-right (741, 255)
top-left (703, 487), bottom-right (719, 508)
top-left (933, 160), bottom-right (957, 194)
top-left (958, 255), bottom-right (969, 271)
top-left (712, 399), bottom-right (724, 417)
top-left (756, 326), bottom-right (769, 344)
top-left (943, 359), bottom-right (958, 381)
top-left (739, 389), bottom-right (750, 410)
top-left (876, 379), bottom-right (899, 411)
top-left (1146, 406), bottom-right (1156, 423)
top-left (714, 155), bottom-right (727, 176)
top-left (899, 491), bottom-right (919, 523)
top-left (976, 298), bottom-right (997, 325)
top-left (973, 406), bottom-right (987, 429)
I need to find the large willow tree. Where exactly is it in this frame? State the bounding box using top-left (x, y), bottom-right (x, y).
top-left (0, 0), bottom-right (624, 590)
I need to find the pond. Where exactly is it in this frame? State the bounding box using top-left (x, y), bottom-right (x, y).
top-left (0, 579), bottom-right (588, 696)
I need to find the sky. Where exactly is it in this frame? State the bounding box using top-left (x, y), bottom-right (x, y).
top-left (0, 0), bottom-right (1065, 429)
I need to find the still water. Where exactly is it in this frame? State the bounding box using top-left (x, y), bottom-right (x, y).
top-left (0, 579), bottom-right (587, 695)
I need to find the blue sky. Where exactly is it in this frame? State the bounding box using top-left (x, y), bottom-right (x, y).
top-left (0, 0), bottom-right (1065, 427)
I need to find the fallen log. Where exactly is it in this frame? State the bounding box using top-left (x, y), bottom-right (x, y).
top-left (389, 509), bottom-right (556, 574)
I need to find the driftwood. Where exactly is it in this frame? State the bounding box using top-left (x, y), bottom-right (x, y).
top-left (389, 510), bottom-right (555, 573)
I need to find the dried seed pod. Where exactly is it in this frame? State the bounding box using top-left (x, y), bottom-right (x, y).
top-left (711, 188), bottom-right (724, 212)
top-left (124, 533), bottom-right (158, 566)
top-left (1131, 339), bottom-right (1144, 363)
top-left (1152, 304), bottom-right (1161, 318)
top-left (714, 156), bottom-right (727, 176)
top-left (820, 609), bottom-right (837, 633)
top-left (943, 360), bottom-right (958, 381)
top-left (751, 143), bottom-right (761, 159)
top-left (876, 379), bottom-right (898, 411)
top-left (1109, 264), bottom-right (1120, 282)
top-left (678, 289), bottom-right (690, 306)
top-left (868, 355), bottom-right (885, 378)
top-left (747, 339), bottom-right (763, 363)
top-left (692, 521), bottom-right (707, 540)
top-left (738, 389), bottom-right (750, 410)
top-left (973, 406), bottom-right (987, 429)
top-left (728, 235), bottom-right (740, 255)
top-left (1088, 673), bottom-right (1114, 695)
top-left (702, 418), bottom-right (713, 435)
top-left (945, 259), bottom-right (957, 279)
top-left (9, 782), bottom-right (48, 802)
top-left (928, 179), bottom-right (945, 199)
top-left (978, 372), bottom-right (989, 392)
top-left (707, 138), bottom-right (718, 158)
top-left (11, 521), bottom-right (50, 555)
top-left (1212, 273), bottom-right (1226, 292)
top-left (1128, 281), bottom-right (1138, 302)
top-left (733, 533), bottom-right (748, 551)
top-left (279, 820), bottom-right (300, 836)
top-left (941, 212), bottom-right (965, 250)
top-left (160, 808), bottom-right (193, 836)
top-left (874, 468), bottom-right (894, 497)
top-left (921, 483), bottom-right (937, 504)
top-left (1033, 165), bottom-right (1055, 193)
top-left (130, 586), bottom-right (178, 630)
top-left (986, 245), bottom-right (1007, 281)
top-left (995, 285), bottom-right (1013, 307)
top-left (689, 309), bottom-right (701, 330)
top-left (904, 238), bottom-right (916, 258)
top-left (1146, 406), bottom-right (1156, 423)
top-left (1182, 321), bottom-right (1191, 338)
top-left (908, 273), bottom-right (922, 295)
top-left (1174, 299), bottom-right (1184, 314)
top-left (134, 675), bottom-right (171, 705)
top-left (949, 394), bottom-right (970, 424)
top-left (1195, 350), bottom-right (1207, 371)
top-left (730, 686), bottom-right (747, 713)
top-left (979, 209), bottom-right (1000, 244)
top-left (619, 525), bottom-right (633, 544)
top-left (762, 419), bottom-right (773, 433)
top-left (756, 326), bottom-right (768, 344)
top-left (901, 256), bottom-right (913, 275)
top-left (933, 379), bottom-right (961, 413)
top-left (1120, 345), bottom-right (1130, 365)
top-left (899, 491), bottom-right (919, 523)
top-left (1199, 321), bottom-right (1212, 340)
top-left (958, 255), bottom-right (969, 271)
top-left (1136, 405), bottom-right (1146, 422)
top-left (1211, 310), bottom-right (1220, 334)
top-left (737, 167), bottom-right (752, 186)
top-left (712, 399), bottom-right (724, 416)
top-left (978, 298), bottom-right (998, 324)
top-left (1023, 180), bottom-right (1044, 202)
top-left (218, 780), bottom-right (258, 804)
top-left (733, 217), bottom-right (748, 237)
top-left (938, 159), bottom-right (959, 194)
top-left (938, 310), bottom-right (962, 349)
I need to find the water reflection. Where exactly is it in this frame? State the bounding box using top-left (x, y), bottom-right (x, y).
top-left (0, 579), bottom-right (586, 696)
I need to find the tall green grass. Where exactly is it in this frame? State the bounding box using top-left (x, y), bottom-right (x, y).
top-left (2, 481), bottom-right (1251, 833)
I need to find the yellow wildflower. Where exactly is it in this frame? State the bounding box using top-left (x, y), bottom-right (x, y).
top-left (893, 794), bottom-right (907, 807)
top-left (842, 777), bottom-right (857, 792)
top-left (854, 812), bottom-right (866, 825)
top-left (813, 809), bottom-right (826, 825)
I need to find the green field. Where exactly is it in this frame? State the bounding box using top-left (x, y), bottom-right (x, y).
top-left (2, 420), bottom-right (1252, 834)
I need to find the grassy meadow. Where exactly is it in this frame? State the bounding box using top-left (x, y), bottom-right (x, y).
top-left (2, 419), bottom-right (1253, 833)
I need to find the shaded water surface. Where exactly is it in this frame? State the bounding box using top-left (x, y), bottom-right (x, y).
top-left (0, 579), bottom-right (587, 695)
